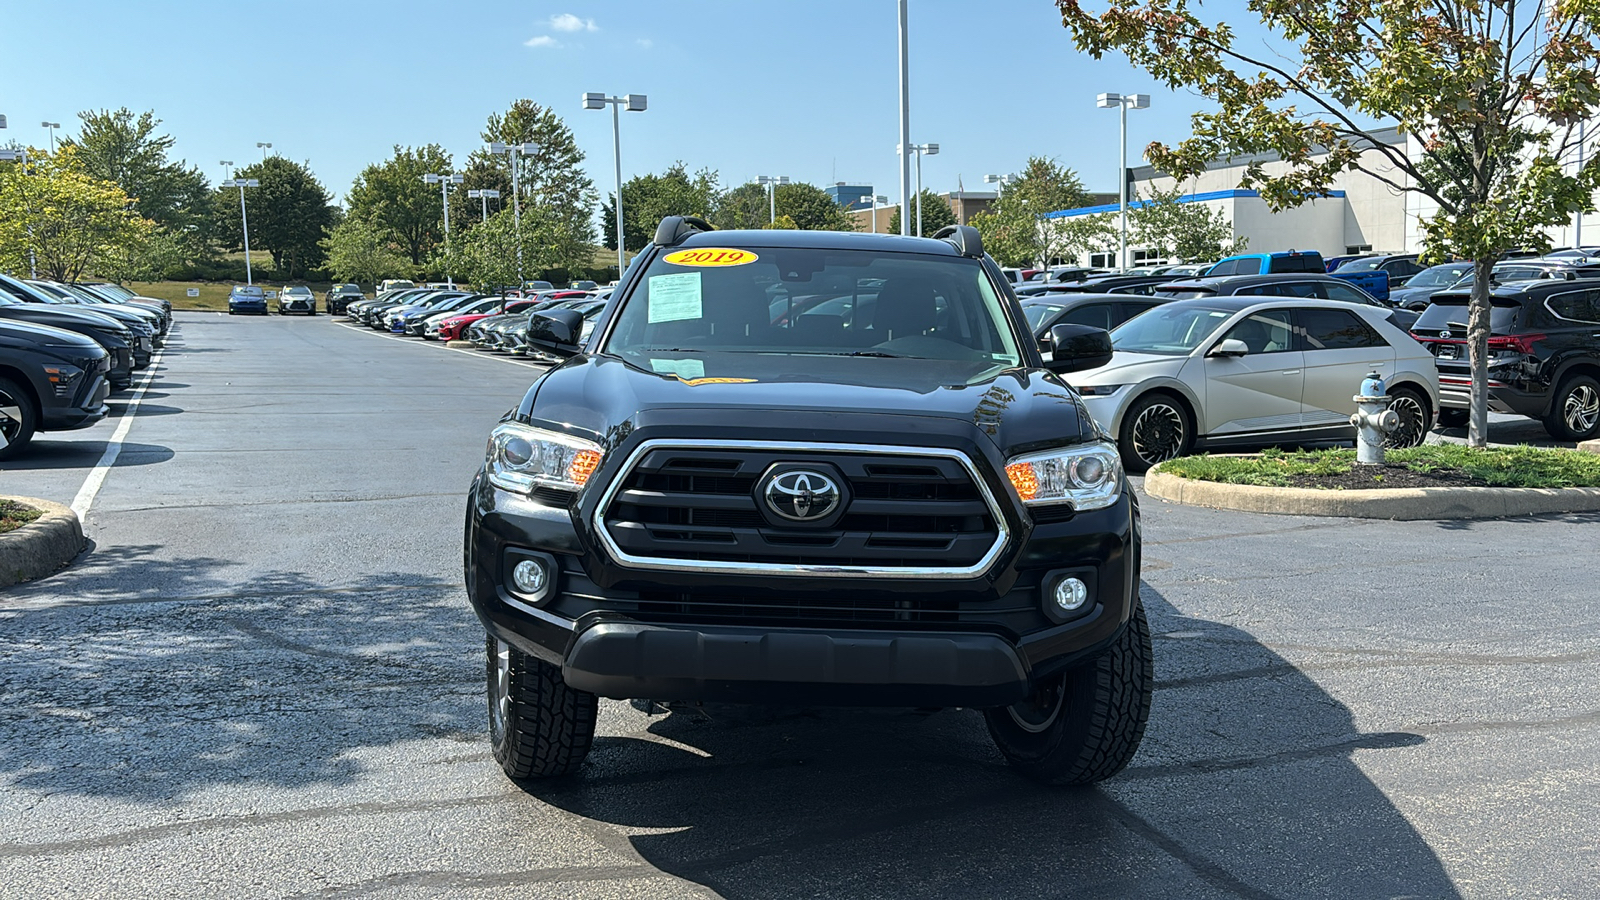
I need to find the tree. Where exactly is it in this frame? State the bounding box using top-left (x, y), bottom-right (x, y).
top-left (711, 182), bottom-right (770, 231)
top-left (713, 181), bottom-right (855, 232)
top-left (321, 217), bottom-right (410, 285)
top-left (213, 157), bottom-right (336, 278)
top-left (1129, 185), bottom-right (1246, 262)
top-left (470, 100), bottom-right (598, 274)
top-left (0, 146), bottom-right (155, 282)
top-left (1052, 212), bottom-right (1119, 265)
top-left (1058, 0), bottom-right (1600, 446)
top-left (346, 145), bottom-right (453, 265)
top-left (764, 214), bottom-right (799, 230)
top-left (602, 163), bottom-right (720, 251)
top-left (453, 207), bottom-right (572, 289)
top-left (968, 157), bottom-right (1093, 267)
top-left (60, 108), bottom-right (214, 262)
top-left (887, 189), bottom-right (957, 236)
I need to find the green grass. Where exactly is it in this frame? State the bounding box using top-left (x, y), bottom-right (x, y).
top-left (1159, 445), bottom-right (1600, 489)
top-left (130, 281), bottom-right (336, 312)
top-left (0, 500), bottom-right (43, 535)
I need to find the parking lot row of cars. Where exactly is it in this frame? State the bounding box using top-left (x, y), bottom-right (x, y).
top-left (0, 274), bottom-right (174, 459)
top-left (329, 284), bottom-right (613, 364)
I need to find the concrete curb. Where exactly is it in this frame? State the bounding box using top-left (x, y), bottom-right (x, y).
top-left (1144, 466), bottom-right (1600, 520)
top-left (1581, 440), bottom-right (1600, 455)
top-left (445, 340), bottom-right (477, 349)
top-left (0, 496), bottom-right (85, 588)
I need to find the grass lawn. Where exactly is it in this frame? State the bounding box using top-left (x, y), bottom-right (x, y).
top-left (1159, 445), bottom-right (1600, 489)
top-left (0, 500), bottom-right (43, 535)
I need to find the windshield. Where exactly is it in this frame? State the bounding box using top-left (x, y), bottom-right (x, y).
top-left (604, 247), bottom-right (1022, 366)
top-left (1111, 303), bottom-right (1236, 355)
top-left (1154, 289), bottom-right (1217, 300)
top-left (1022, 304), bottom-right (1064, 330)
top-left (1335, 257), bottom-right (1381, 272)
top-left (284, 287), bottom-right (311, 296)
top-left (1407, 264), bottom-right (1473, 288)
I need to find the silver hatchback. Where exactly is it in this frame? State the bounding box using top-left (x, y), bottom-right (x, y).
top-left (1074, 297), bottom-right (1440, 471)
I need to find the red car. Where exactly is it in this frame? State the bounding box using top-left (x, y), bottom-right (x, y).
top-left (436, 299), bottom-right (539, 341)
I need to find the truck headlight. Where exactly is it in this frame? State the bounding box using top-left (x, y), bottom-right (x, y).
top-left (1005, 441), bottom-right (1123, 511)
top-left (486, 423), bottom-right (604, 494)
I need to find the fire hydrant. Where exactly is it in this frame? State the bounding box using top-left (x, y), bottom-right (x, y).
top-left (1350, 369), bottom-right (1399, 464)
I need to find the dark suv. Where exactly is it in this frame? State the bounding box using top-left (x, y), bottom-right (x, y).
top-left (1411, 280), bottom-right (1600, 439)
top-left (0, 319), bottom-right (111, 459)
top-left (324, 284), bottom-right (365, 316)
top-left (465, 218), bottom-right (1150, 785)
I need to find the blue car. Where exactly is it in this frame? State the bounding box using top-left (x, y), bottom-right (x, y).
top-left (228, 285), bottom-right (267, 316)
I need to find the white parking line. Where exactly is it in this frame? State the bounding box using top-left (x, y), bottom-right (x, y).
top-left (71, 347), bottom-right (165, 521)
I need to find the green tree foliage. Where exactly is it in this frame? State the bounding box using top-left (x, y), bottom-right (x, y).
top-left (713, 181), bottom-right (855, 232)
top-left (0, 146), bottom-right (156, 282)
top-left (1052, 212), bottom-right (1119, 265)
top-left (1128, 186), bottom-right (1245, 262)
top-left (321, 217), bottom-right (410, 285)
top-left (602, 163), bottom-right (721, 250)
top-left (470, 100), bottom-right (598, 274)
top-left (764, 214), bottom-right (799, 230)
top-left (453, 208), bottom-right (562, 290)
top-left (212, 157), bottom-right (336, 278)
top-left (60, 107), bottom-right (213, 260)
top-left (887, 189), bottom-right (956, 237)
top-left (968, 157), bottom-right (1093, 267)
top-left (1058, 0), bottom-right (1600, 445)
top-left (711, 182), bottom-right (770, 231)
top-left (346, 144), bottom-right (453, 265)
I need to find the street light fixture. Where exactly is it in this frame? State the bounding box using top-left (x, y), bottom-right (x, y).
top-left (859, 194), bottom-right (889, 234)
top-left (489, 141), bottom-right (539, 279)
top-left (901, 142), bottom-right (939, 236)
top-left (583, 92), bottom-right (648, 276)
top-left (1096, 91), bottom-right (1150, 271)
top-left (756, 175), bottom-right (790, 224)
top-left (0, 148), bottom-right (37, 278)
top-left (467, 188), bottom-right (502, 220)
top-left (220, 160), bottom-right (234, 181)
top-left (423, 173), bottom-right (465, 287)
top-left (257, 141), bottom-right (273, 160)
top-left (41, 121), bottom-right (60, 152)
top-left (222, 178), bottom-right (261, 285)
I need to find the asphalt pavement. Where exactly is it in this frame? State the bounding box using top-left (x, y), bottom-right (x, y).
top-left (0, 312), bottom-right (1596, 899)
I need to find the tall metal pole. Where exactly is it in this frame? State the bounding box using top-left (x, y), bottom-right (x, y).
top-left (871, 203), bottom-right (878, 235)
top-left (480, 193), bottom-right (489, 221)
top-left (915, 150), bottom-right (924, 237)
top-left (238, 182), bottom-right (253, 286)
top-left (769, 182), bottom-right (777, 223)
top-left (612, 102), bottom-right (625, 276)
top-left (441, 177), bottom-right (453, 288)
top-left (897, 0), bottom-right (911, 236)
top-left (511, 148), bottom-right (523, 280)
top-left (1118, 100), bottom-right (1128, 271)
top-left (1578, 120), bottom-right (1587, 247)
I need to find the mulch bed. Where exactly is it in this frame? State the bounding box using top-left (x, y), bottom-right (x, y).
top-left (1287, 464), bottom-right (1485, 490)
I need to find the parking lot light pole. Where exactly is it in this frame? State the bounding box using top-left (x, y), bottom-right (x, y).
top-left (489, 141), bottom-right (538, 279)
top-left (860, 194), bottom-right (888, 234)
top-left (906, 143), bottom-right (939, 236)
top-left (468, 188), bottom-right (501, 221)
top-left (423, 173), bottom-right (465, 287)
top-left (897, 0), bottom-right (911, 236)
top-left (0, 148), bottom-right (37, 278)
top-left (220, 160), bottom-right (234, 181)
top-left (223, 178), bottom-right (261, 286)
top-left (41, 121), bottom-right (59, 153)
top-left (257, 141), bottom-right (272, 160)
top-left (583, 92), bottom-right (648, 276)
top-left (1096, 92), bottom-right (1150, 272)
top-left (757, 175), bottom-right (790, 223)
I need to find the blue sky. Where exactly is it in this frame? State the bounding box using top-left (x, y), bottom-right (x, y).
top-left (3, 0), bottom-right (1213, 206)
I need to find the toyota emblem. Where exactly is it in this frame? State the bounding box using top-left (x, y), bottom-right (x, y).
top-left (763, 470), bottom-right (841, 522)
top-left (1440, 329), bottom-right (1453, 339)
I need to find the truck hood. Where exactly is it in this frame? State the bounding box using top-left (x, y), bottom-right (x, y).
top-left (522, 351), bottom-right (1098, 454)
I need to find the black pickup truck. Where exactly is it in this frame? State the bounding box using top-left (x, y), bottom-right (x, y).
top-left (464, 219), bottom-right (1152, 784)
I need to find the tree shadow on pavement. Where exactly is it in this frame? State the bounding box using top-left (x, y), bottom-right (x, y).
top-left (523, 585), bottom-right (1460, 900)
top-left (0, 547), bottom-right (483, 804)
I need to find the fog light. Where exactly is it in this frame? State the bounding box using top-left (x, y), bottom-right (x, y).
top-left (1054, 577), bottom-right (1088, 612)
top-left (512, 559), bottom-right (547, 595)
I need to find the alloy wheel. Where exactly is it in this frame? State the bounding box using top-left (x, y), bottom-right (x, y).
top-left (1384, 393), bottom-right (1429, 448)
top-left (1565, 384), bottom-right (1599, 435)
top-left (1007, 676), bottom-right (1066, 734)
top-left (0, 389), bottom-right (22, 451)
top-left (1131, 403), bottom-right (1187, 466)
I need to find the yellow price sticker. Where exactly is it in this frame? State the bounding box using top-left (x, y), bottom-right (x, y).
top-left (680, 377), bottom-right (758, 386)
top-left (664, 248), bottom-right (760, 268)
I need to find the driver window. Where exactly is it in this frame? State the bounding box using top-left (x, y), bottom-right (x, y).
top-left (1219, 309), bottom-right (1295, 353)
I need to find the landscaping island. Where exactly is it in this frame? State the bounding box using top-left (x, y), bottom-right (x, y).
top-left (1145, 446), bottom-right (1600, 520)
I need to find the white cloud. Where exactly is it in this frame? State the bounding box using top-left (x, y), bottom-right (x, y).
top-left (524, 35), bottom-right (561, 48)
top-left (549, 13), bottom-right (598, 32)
top-left (635, 38), bottom-right (653, 49)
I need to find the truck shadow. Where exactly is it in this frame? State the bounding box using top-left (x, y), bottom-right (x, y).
top-left (525, 586), bottom-right (1459, 899)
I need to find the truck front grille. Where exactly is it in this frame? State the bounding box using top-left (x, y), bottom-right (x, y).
top-left (595, 441), bottom-right (1010, 578)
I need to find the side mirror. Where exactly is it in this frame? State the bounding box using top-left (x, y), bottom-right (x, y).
top-left (1209, 338), bottom-right (1249, 358)
top-left (527, 308), bottom-right (585, 358)
top-left (1043, 323), bottom-right (1113, 374)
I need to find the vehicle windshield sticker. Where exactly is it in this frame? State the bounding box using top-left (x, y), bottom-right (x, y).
top-left (681, 377), bottom-right (757, 386)
top-left (650, 358), bottom-right (706, 380)
top-left (663, 248), bottom-right (759, 267)
top-left (647, 272), bottom-right (703, 323)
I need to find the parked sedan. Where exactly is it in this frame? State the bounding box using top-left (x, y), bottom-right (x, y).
top-left (392, 293), bottom-right (484, 335)
top-left (420, 296), bottom-right (504, 339)
top-left (434, 299), bottom-right (539, 342)
top-left (228, 285), bottom-right (268, 315)
top-left (18, 279), bottom-right (159, 365)
top-left (1387, 262), bottom-right (1475, 311)
top-left (278, 286), bottom-right (316, 315)
top-left (1075, 297), bottom-right (1439, 471)
top-left (0, 294), bottom-right (136, 390)
top-left (0, 319), bottom-right (111, 459)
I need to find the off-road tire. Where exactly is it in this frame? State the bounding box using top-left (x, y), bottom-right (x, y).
top-left (487, 635), bottom-right (597, 780)
top-left (0, 377), bottom-right (39, 461)
top-left (985, 601), bottom-right (1153, 785)
top-left (1543, 373), bottom-right (1600, 441)
top-left (1437, 408), bottom-right (1469, 429)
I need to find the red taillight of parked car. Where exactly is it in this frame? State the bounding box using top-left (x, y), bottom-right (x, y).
top-left (1411, 333), bottom-right (1546, 354)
